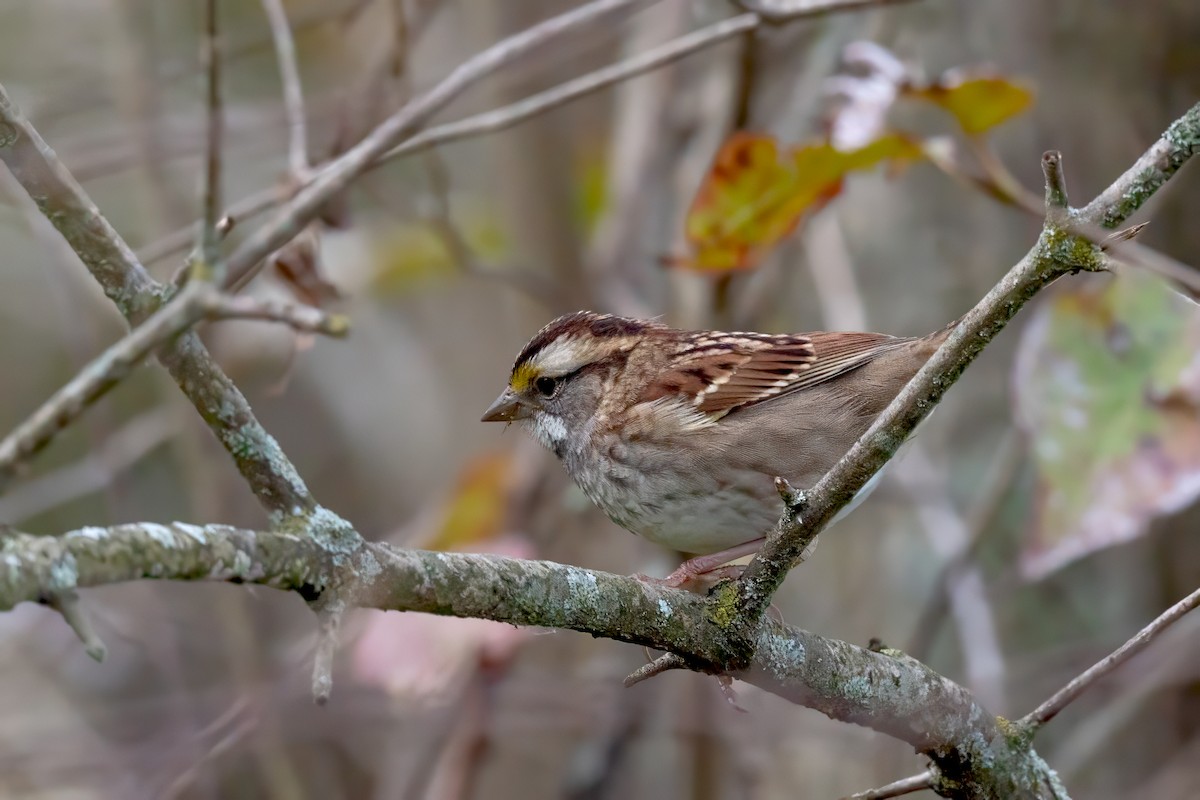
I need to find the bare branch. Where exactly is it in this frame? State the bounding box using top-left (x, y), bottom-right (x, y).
top-left (1081, 104), bottom-right (1200, 229)
top-left (381, 13), bottom-right (759, 163)
top-left (206, 295), bottom-right (349, 336)
top-left (0, 519), bottom-right (1066, 796)
top-left (0, 281), bottom-right (215, 489)
top-left (224, 0), bottom-right (656, 292)
top-left (45, 588), bottom-right (107, 663)
top-left (260, 0), bottom-right (309, 178)
top-left (141, 0), bottom-right (911, 273)
top-left (1022, 586), bottom-right (1200, 730)
top-left (0, 277), bottom-right (348, 489)
top-left (623, 653), bottom-right (688, 686)
top-left (139, 186), bottom-right (278, 265)
top-left (198, 0), bottom-right (224, 278)
top-left (734, 0), bottom-right (916, 21)
top-left (729, 102), bottom-right (1200, 648)
top-left (0, 82), bottom-right (317, 518)
top-left (843, 770), bottom-right (934, 800)
top-left (1041, 149), bottom-right (1068, 219)
top-left (311, 599), bottom-right (343, 705)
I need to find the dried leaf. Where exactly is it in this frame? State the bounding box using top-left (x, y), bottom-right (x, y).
top-left (679, 133), bottom-right (920, 274)
top-left (906, 69), bottom-right (1034, 135)
top-left (271, 223), bottom-right (341, 306)
top-left (825, 43), bottom-right (1033, 143)
top-left (1013, 271), bottom-right (1200, 579)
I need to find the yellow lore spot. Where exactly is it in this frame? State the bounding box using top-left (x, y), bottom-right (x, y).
top-left (510, 362), bottom-right (539, 393)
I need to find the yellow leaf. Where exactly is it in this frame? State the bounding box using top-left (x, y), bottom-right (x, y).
top-left (679, 132), bottom-right (921, 274)
top-left (426, 451), bottom-right (512, 551)
top-left (907, 71), bottom-right (1034, 135)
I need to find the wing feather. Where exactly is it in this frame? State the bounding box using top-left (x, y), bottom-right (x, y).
top-left (639, 330), bottom-right (912, 419)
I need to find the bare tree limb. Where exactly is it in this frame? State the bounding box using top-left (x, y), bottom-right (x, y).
top-left (224, 0), bottom-right (657, 292)
top-left (45, 587), bottom-right (107, 663)
top-left (197, 0), bottom-right (224, 278)
top-left (0, 521), bottom-right (1062, 798)
top-left (623, 653), bottom-right (689, 687)
top-left (843, 770), bottom-right (934, 800)
top-left (0, 281), bottom-right (214, 488)
top-left (0, 82), bottom-right (317, 519)
top-left (206, 295), bottom-right (349, 336)
top-left (260, 0), bottom-right (310, 178)
top-left (726, 106), bottom-right (1200, 649)
top-left (0, 280), bottom-right (346, 491)
top-left (1021, 586), bottom-right (1200, 730)
top-left (140, 0), bottom-right (914, 272)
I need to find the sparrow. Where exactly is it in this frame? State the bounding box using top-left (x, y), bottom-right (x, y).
top-left (482, 311), bottom-right (947, 585)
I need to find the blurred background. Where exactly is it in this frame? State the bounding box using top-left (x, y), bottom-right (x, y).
top-left (1, 0), bottom-right (1199, 798)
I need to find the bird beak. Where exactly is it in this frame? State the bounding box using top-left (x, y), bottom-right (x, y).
top-left (481, 387), bottom-right (533, 422)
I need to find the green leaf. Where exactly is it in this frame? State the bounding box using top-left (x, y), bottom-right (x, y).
top-left (1014, 271), bottom-right (1200, 578)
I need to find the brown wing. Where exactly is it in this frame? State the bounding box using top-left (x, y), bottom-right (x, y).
top-left (640, 330), bottom-right (911, 419)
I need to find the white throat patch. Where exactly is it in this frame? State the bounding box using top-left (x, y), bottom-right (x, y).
top-left (526, 412), bottom-right (569, 455)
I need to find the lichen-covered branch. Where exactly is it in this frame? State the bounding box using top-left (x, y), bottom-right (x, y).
top-left (0, 281), bottom-right (215, 488)
top-left (0, 82), bottom-right (316, 520)
top-left (0, 283), bottom-right (348, 491)
top-left (730, 102), bottom-right (1200, 640)
top-left (1080, 102), bottom-right (1200, 229)
top-left (0, 521), bottom-right (1059, 798)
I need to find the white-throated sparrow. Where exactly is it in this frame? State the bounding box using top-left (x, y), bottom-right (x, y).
top-left (482, 311), bottom-right (949, 584)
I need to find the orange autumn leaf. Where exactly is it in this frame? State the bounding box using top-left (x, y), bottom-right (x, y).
top-left (906, 70), bottom-right (1034, 135)
top-left (680, 132), bottom-right (920, 274)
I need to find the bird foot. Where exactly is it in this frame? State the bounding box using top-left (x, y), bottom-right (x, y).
top-left (636, 538), bottom-right (766, 590)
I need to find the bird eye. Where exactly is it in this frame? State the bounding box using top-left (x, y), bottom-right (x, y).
top-left (534, 376), bottom-right (558, 397)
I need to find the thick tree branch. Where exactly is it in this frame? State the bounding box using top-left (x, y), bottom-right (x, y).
top-left (0, 521), bottom-right (1060, 798)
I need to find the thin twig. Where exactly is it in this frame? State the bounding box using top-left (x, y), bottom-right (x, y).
top-left (735, 0), bottom-right (915, 19)
top-left (0, 283), bottom-right (347, 488)
top-left (906, 431), bottom-right (1022, 661)
top-left (842, 770), bottom-right (934, 799)
top-left (139, 12), bottom-right (760, 269)
top-left (1022, 586), bottom-right (1200, 729)
top-left (224, 0), bottom-right (655, 293)
top-left (146, 0), bottom-right (899, 274)
top-left (0, 281), bottom-right (215, 489)
top-left (140, 186), bottom-right (279, 265)
top-left (0, 410), bottom-right (177, 524)
top-left (0, 80), bottom-right (320, 517)
top-left (260, 0), bottom-right (309, 178)
top-left (207, 295), bottom-right (350, 336)
top-left (311, 600), bottom-right (344, 705)
top-left (380, 13), bottom-right (760, 164)
top-left (1041, 150), bottom-right (1068, 214)
top-left (46, 588), bottom-right (108, 662)
top-left (198, 0), bottom-right (224, 278)
top-left (623, 653), bottom-right (688, 687)
top-left (939, 137), bottom-right (1200, 297)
